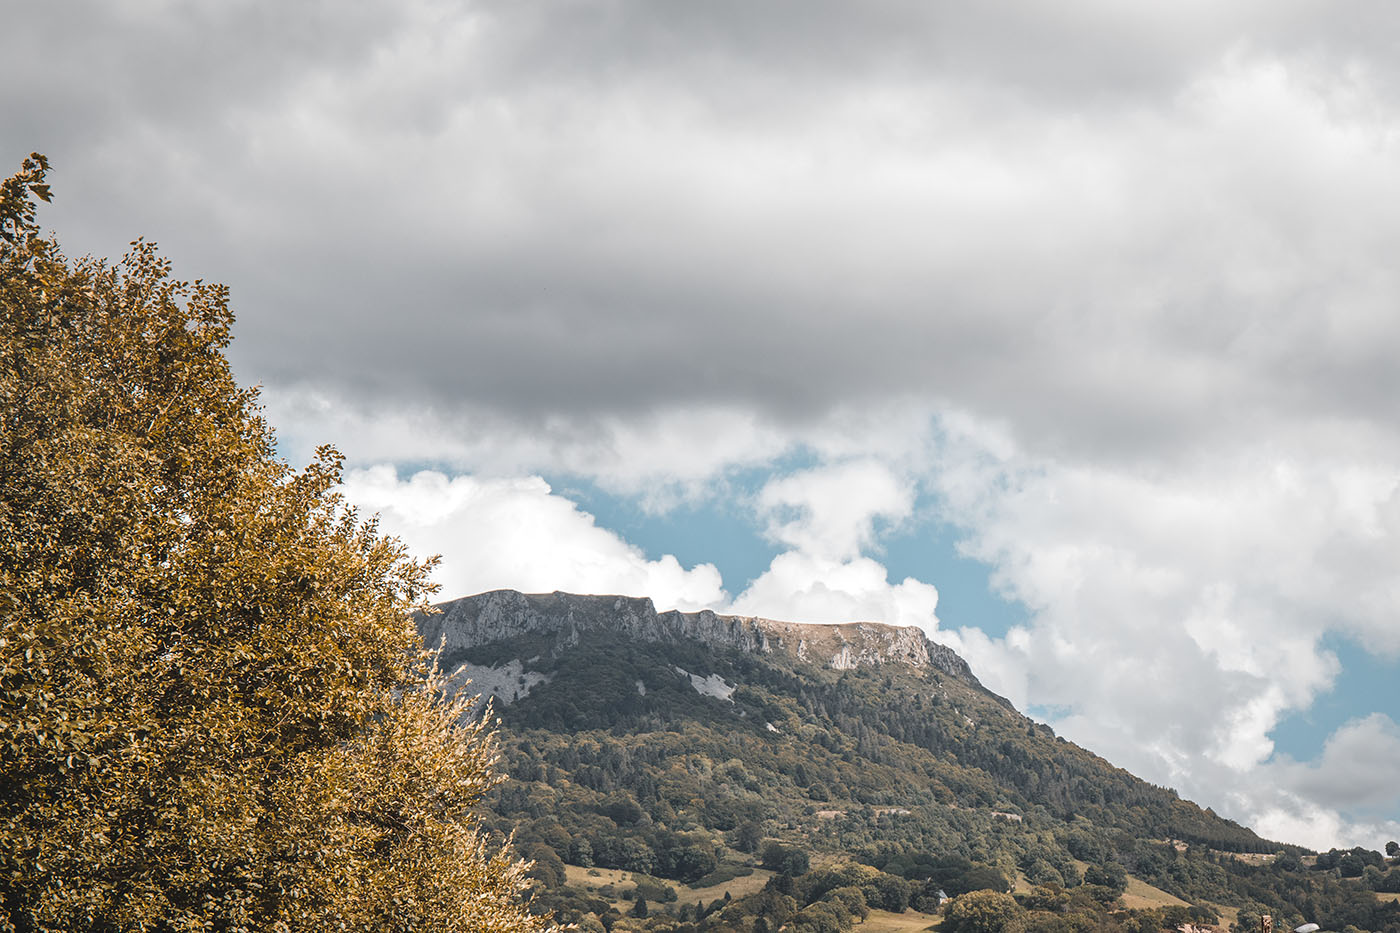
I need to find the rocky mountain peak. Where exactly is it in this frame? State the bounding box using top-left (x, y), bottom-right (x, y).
top-left (417, 589), bottom-right (978, 682)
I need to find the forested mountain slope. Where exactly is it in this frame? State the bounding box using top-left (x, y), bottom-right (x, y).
top-left (419, 590), bottom-right (1400, 933)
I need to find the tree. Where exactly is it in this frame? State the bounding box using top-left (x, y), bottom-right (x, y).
top-left (822, 886), bottom-right (869, 922)
top-left (863, 871), bottom-right (912, 912)
top-left (731, 818), bottom-right (764, 853)
top-left (1023, 857), bottom-right (1064, 887)
top-left (570, 837), bottom-right (595, 867)
top-left (1386, 841), bottom-right (1398, 859)
top-left (0, 155), bottom-right (555, 932)
top-left (955, 864), bottom-right (1012, 897)
top-left (1083, 862), bottom-right (1128, 896)
top-left (1338, 853), bottom-right (1366, 878)
top-left (942, 891), bottom-right (1026, 933)
top-left (761, 840), bottom-right (811, 875)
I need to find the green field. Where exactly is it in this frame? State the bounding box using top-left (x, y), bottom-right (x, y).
top-left (860, 908), bottom-right (942, 932)
top-left (563, 864), bottom-right (776, 909)
top-left (1119, 875), bottom-right (1191, 910)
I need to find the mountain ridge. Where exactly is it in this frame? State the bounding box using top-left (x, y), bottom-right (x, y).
top-left (420, 588), bottom-right (981, 684)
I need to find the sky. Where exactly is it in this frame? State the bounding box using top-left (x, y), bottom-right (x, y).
top-left (6, 0), bottom-right (1400, 852)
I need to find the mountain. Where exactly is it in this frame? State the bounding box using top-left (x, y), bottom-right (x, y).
top-left (418, 590), bottom-right (1400, 933)
top-left (419, 587), bottom-right (976, 691)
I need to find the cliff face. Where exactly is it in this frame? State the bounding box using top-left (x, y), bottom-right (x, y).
top-left (417, 589), bottom-right (978, 683)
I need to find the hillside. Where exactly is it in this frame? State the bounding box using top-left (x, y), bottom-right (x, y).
top-left (419, 590), bottom-right (1400, 933)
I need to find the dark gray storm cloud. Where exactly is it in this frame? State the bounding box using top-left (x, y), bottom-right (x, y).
top-left (6, 0), bottom-right (1400, 462)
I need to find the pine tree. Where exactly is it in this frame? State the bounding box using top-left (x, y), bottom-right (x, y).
top-left (0, 155), bottom-right (555, 933)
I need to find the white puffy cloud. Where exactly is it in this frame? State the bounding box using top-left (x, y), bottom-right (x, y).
top-left (1247, 807), bottom-right (1400, 856)
top-left (731, 552), bottom-right (940, 632)
top-left (757, 460), bottom-right (913, 560)
top-left (923, 413), bottom-right (1400, 844)
top-left (722, 460), bottom-right (940, 633)
top-left (339, 465), bottom-right (726, 611)
top-left (938, 623), bottom-right (1034, 710)
top-left (1270, 714), bottom-right (1400, 815)
top-left (1242, 714), bottom-right (1400, 850)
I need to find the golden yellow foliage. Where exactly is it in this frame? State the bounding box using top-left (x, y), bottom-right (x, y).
top-left (0, 155), bottom-right (556, 933)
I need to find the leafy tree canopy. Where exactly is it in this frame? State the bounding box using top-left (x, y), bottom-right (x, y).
top-left (944, 890), bottom-right (1027, 933)
top-left (0, 155), bottom-right (553, 933)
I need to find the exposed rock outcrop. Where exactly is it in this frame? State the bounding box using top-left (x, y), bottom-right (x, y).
top-left (417, 589), bottom-right (980, 683)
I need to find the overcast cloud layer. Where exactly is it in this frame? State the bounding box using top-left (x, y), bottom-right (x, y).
top-left (8, 1), bottom-right (1400, 849)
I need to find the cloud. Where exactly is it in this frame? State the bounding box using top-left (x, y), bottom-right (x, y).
top-left (343, 454), bottom-right (943, 633)
top-left (11, 1), bottom-right (1400, 470)
top-left (339, 465), bottom-right (725, 611)
top-left (264, 389), bottom-right (789, 503)
top-left (1271, 714), bottom-right (1400, 815)
top-left (1242, 714), bottom-right (1400, 850)
top-left (758, 460), bottom-right (913, 559)
top-left (726, 460), bottom-right (940, 632)
top-left (10, 0), bottom-right (1400, 847)
top-left (731, 552), bottom-right (940, 632)
top-left (922, 413), bottom-right (1400, 842)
